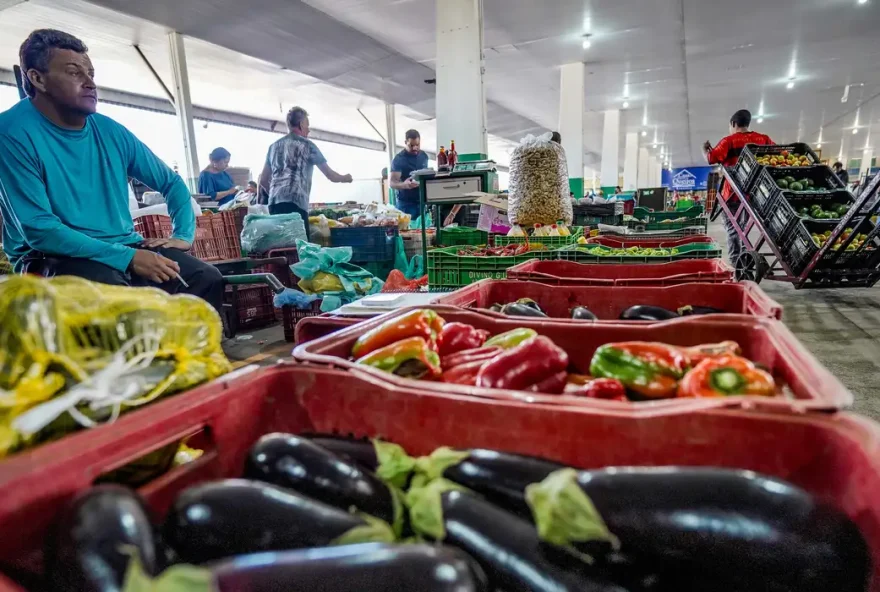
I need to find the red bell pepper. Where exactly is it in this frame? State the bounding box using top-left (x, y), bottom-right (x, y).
top-left (441, 345), bottom-right (502, 370)
top-left (440, 360), bottom-right (488, 385)
top-left (476, 336), bottom-right (569, 391)
top-left (526, 371), bottom-right (567, 395)
top-left (589, 342), bottom-right (689, 400)
top-left (680, 341), bottom-right (742, 365)
top-left (437, 322), bottom-right (490, 357)
top-left (352, 309), bottom-right (445, 359)
top-left (677, 355), bottom-right (775, 398)
top-left (565, 378), bottom-right (627, 401)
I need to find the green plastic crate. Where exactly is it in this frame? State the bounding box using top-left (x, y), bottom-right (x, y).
top-left (438, 227), bottom-right (489, 247)
top-left (493, 226), bottom-right (584, 248)
top-left (627, 209), bottom-right (708, 232)
top-left (427, 246), bottom-right (557, 289)
top-left (555, 242), bottom-right (722, 264)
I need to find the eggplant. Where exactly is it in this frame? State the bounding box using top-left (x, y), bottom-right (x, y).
top-left (163, 479), bottom-right (394, 564)
top-left (212, 543), bottom-right (488, 592)
top-left (306, 435), bottom-right (381, 471)
top-left (440, 458), bottom-right (869, 592)
top-left (677, 305), bottom-right (725, 316)
top-left (500, 302), bottom-right (548, 318)
top-left (427, 490), bottom-right (625, 592)
top-left (45, 485), bottom-right (159, 592)
top-left (244, 433), bottom-right (399, 531)
top-left (618, 305), bottom-right (678, 321)
top-left (488, 303), bottom-right (504, 313)
top-left (516, 297), bottom-right (544, 312)
top-left (571, 306), bottom-right (598, 320)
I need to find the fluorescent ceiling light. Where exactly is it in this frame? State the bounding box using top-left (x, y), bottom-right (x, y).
top-left (641, 130), bottom-right (647, 137)
top-left (622, 101), bottom-right (629, 108)
top-left (786, 80), bottom-right (795, 90)
top-left (583, 40), bottom-right (591, 49)
top-left (757, 117), bottom-right (764, 124)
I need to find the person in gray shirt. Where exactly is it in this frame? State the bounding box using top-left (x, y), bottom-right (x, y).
top-left (259, 106), bottom-right (352, 238)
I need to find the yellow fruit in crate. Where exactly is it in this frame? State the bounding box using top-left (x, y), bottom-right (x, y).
top-left (577, 236), bottom-right (588, 244)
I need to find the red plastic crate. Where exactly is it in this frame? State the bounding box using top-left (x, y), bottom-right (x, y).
top-left (506, 258), bottom-right (735, 286)
top-left (0, 365), bottom-right (878, 590)
top-left (281, 301), bottom-right (323, 342)
top-left (224, 285), bottom-right (278, 330)
top-left (253, 247), bottom-right (300, 288)
top-left (293, 315), bottom-right (362, 345)
top-left (294, 306), bottom-right (851, 413)
top-left (134, 212), bottom-right (240, 261)
top-left (434, 279), bottom-right (782, 320)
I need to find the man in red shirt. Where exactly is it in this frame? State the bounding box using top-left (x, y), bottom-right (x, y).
top-left (704, 109), bottom-right (773, 264)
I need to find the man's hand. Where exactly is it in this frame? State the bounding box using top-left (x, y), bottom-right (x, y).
top-left (403, 178), bottom-right (419, 190)
top-left (131, 249), bottom-right (182, 284)
top-left (703, 141), bottom-right (712, 153)
top-left (140, 238), bottom-right (191, 251)
top-left (341, 174), bottom-right (353, 183)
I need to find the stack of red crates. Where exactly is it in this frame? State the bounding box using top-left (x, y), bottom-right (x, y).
top-left (134, 210), bottom-right (242, 262)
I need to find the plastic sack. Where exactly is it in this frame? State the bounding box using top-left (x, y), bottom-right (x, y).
top-left (240, 213), bottom-right (308, 254)
top-left (292, 239), bottom-right (383, 312)
top-left (0, 275), bottom-right (230, 457)
top-left (411, 212), bottom-right (433, 230)
top-left (142, 191), bottom-right (164, 206)
top-left (273, 288), bottom-right (319, 310)
top-left (507, 132), bottom-right (573, 226)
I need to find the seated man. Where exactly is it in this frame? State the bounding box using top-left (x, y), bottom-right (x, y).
top-left (0, 29), bottom-right (223, 312)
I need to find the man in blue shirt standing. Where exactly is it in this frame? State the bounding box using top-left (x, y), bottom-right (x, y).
top-left (0, 29), bottom-right (223, 312)
top-left (390, 129), bottom-right (429, 220)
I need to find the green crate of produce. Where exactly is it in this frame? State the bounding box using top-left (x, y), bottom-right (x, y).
top-left (493, 226), bottom-right (584, 248)
top-left (427, 246), bottom-right (557, 289)
top-left (555, 242), bottom-right (721, 264)
top-left (626, 212), bottom-right (708, 232)
top-left (438, 226), bottom-right (489, 247)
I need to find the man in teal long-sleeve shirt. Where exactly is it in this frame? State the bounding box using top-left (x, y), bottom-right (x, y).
top-left (0, 29), bottom-right (223, 312)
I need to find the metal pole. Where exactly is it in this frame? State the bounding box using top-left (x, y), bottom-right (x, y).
top-left (167, 31), bottom-right (200, 192)
top-left (385, 103), bottom-right (397, 206)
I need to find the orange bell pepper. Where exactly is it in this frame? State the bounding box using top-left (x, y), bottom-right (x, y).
top-left (677, 355), bottom-right (775, 398)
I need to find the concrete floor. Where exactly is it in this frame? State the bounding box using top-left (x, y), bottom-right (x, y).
top-left (224, 221), bottom-right (880, 420)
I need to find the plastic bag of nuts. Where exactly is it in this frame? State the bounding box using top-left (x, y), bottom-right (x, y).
top-left (507, 133), bottom-right (573, 226)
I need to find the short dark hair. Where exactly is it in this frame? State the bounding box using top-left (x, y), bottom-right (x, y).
top-left (405, 129), bottom-right (420, 141)
top-left (287, 106), bottom-right (309, 130)
top-left (731, 109), bottom-right (752, 128)
top-left (550, 131), bottom-right (562, 143)
top-left (19, 29), bottom-right (88, 98)
top-left (834, 161), bottom-right (844, 169)
top-left (209, 147), bottom-right (231, 162)
top-left (247, 180), bottom-right (257, 187)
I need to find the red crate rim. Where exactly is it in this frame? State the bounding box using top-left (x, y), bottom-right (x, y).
top-left (506, 258), bottom-right (735, 286)
top-left (292, 305), bottom-right (852, 413)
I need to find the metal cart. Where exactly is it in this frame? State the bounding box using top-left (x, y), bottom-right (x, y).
top-left (716, 167), bottom-right (880, 288)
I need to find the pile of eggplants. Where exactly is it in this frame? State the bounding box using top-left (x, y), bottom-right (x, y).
top-left (41, 435), bottom-right (870, 592)
top-left (489, 300), bottom-right (726, 321)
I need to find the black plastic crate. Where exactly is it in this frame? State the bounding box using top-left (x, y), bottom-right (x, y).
top-left (780, 218), bottom-right (880, 276)
top-left (573, 202), bottom-right (624, 217)
top-left (574, 213), bottom-right (624, 227)
top-left (761, 189), bottom-right (855, 244)
top-left (330, 226), bottom-right (399, 262)
top-left (751, 165), bottom-right (846, 219)
top-left (733, 143), bottom-right (820, 194)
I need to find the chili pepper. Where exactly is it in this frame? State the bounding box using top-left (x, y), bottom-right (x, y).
top-left (484, 328), bottom-right (538, 350)
top-left (565, 378), bottom-right (627, 401)
top-left (441, 345), bottom-right (502, 370)
top-left (440, 360), bottom-right (488, 385)
top-left (476, 336), bottom-right (569, 391)
top-left (352, 309), bottom-right (445, 359)
top-left (678, 355), bottom-right (775, 398)
top-left (526, 371), bottom-right (567, 395)
top-left (681, 341), bottom-right (742, 364)
top-left (437, 322), bottom-right (490, 357)
top-left (356, 337), bottom-right (442, 379)
top-left (565, 374), bottom-right (593, 386)
top-left (589, 342), bottom-right (688, 400)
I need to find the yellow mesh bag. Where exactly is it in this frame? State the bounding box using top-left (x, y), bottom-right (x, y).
top-left (0, 275), bottom-right (231, 457)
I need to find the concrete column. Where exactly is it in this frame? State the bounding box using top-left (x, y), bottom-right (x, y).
top-left (860, 148), bottom-right (874, 181)
top-left (637, 147), bottom-right (650, 189)
top-left (436, 0), bottom-right (488, 161)
top-left (167, 31), bottom-right (199, 191)
top-left (623, 132), bottom-right (639, 192)
top-left (558, 63), bottom-right (585, 198)
top-left (600, 110), bottom-right (620, 192)
top-left (384, 103), bottom-right (397, 204)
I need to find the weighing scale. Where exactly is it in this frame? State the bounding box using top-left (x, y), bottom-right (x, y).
top-left (414, 161), bottom-right (500, 274)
